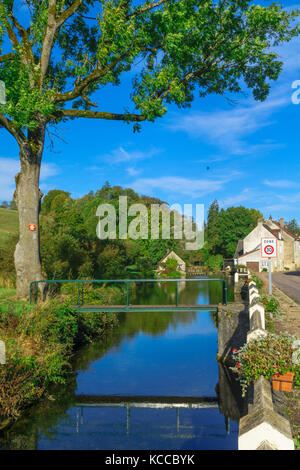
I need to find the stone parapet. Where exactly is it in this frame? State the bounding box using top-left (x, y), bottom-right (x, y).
top-left (238, 377), bottom-right (294, 450)
top-left (237, 279), bottom-right (294, 450)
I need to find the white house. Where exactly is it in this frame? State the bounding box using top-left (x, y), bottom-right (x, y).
top-left (235, 218), bottom-right (300, 272)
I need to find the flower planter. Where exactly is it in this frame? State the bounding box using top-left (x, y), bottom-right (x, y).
top-left (272, 371), bottom-right (294, 392)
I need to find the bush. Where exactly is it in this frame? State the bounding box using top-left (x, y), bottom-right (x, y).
top-left (0, 288), bottom-right (120, 419)
top-left (207, 254), bottom-right (223, 271)
top-left (260, 295), bottom-right (281, 317)
top-left (230, 333), bottom-right (300, 396)
top-left (249, 274), bottom-right (264, 289)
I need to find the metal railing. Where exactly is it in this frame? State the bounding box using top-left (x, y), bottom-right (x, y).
top-left (29, 278), bottom-right (228, 308)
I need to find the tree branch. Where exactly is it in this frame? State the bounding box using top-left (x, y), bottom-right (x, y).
top-left (129, 0), bottom-right (169, 18)
top-left (0, 53), bottom-right (16, 63)
top-left (39, 0), bottom-right (58, 87)
top-left (6, 7), bottom-right (35, 65)
top-left (55, 109), bottom-right (146, 122)
top-left (56, 0), bottom-right (85, 27)
top-left (39, 0), bottom-right (85, 87)
top-left (0, 112), bottom-right (26, 145)
top-left (4, 18), bottom-right (19, 50)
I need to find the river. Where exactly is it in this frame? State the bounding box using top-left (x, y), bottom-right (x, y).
top-left (0, 276), bottom-right (245, 450)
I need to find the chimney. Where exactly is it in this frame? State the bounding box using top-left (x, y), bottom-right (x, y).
top-left (279, 217), bottom-right (284, 228)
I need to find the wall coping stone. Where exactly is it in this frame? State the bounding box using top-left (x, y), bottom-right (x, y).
top-left (238, 377), bottom-right (294, 450)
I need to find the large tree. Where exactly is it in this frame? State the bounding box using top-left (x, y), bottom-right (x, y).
top-left (212, 205), bottom-right (264, 258)
top-left (206, 199), bottom-right (219, 255)
top-left (0, 0), bottom-right (299, 298)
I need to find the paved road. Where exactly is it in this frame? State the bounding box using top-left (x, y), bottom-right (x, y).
top-left (269, 271), bottom-right (300, 304)
top-left (259, 271), bottom-right (300, 339)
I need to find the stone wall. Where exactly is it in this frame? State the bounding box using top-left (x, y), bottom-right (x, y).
top-left (238, 280), bottom-right (294, 450)
top-left (218, 275), bottom-right (295, 450)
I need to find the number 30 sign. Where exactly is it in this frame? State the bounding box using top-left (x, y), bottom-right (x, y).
top-left (261, 238), bottom-right (277, 258)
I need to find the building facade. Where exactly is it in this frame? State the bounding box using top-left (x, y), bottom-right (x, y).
top-left (235, 218), bottom-right (300, 272)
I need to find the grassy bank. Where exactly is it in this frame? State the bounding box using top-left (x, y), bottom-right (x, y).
top-left (0, 208), bottom-right (18, 248)
top-left (0, 285), bottom-right (123, 423)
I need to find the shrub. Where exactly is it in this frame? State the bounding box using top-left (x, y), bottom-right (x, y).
top-left (230, 333), bottom-right (300, 396)
top-left (249, 274), bottom-right (264, 289)
top-left (260, 295), bottom-right (281, 317)
top-left (0, 287), bottom-right (120, 419)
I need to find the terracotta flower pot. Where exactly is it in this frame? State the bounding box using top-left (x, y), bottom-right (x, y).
top-left (272, 371), bottom-right (294, 392)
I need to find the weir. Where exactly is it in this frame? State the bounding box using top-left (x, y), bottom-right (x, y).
top-left (74, 395), bottom-right (219, 409)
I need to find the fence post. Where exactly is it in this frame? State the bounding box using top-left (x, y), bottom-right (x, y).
top-left (223, 280), bottom-right (228, 305)
top-left (82, 282), bottom-right (85, 305)
top-left (126, 281), bottom-right (130, 309)
top-left (77, 281), bottom-right (80, 306)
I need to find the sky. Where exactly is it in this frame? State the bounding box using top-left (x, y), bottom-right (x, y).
top-left (1, 1), bottom-right (300, 224)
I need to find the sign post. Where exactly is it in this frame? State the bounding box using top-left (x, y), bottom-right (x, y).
top-left (268, 258), bottom-right (272, 295)
top-left (261, 238), bottom-right (277, 296)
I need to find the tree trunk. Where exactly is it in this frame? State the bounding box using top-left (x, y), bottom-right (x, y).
top-left (14, 123), bottom-right (46, 299)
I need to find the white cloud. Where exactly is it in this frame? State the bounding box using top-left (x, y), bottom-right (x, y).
top-left (219, 188), bottom-right (252, 207)
top-left (263, 179), bottom-right (300, 189)
top-left (0, 157), bottom-right (60, 201)
top-left (102, 146), bottom-right (162, 163)
top-left (168, 95), bottom-right (287, 156)
top-left (126, 167), bottom-right (141, 176)
top-left (40, 162), bottom-right (60, 179)
top-left (130, 173), bottom-right (239, 199)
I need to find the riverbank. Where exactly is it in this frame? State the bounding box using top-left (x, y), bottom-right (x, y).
top-left (0, 285), bottom-right (123, 427)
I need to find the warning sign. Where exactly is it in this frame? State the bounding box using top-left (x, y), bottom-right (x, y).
top-left (261, 238), bottom-right (277, 258)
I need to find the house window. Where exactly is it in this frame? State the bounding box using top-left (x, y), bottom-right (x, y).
top-left (260, 261), bottom-right (268, 267)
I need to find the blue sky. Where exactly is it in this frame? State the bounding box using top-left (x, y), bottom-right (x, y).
top-left (1, 1), bottom-right (300, 224)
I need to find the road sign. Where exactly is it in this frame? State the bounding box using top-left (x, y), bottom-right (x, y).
top-left (28, 224), bottom-right (36, 231)
top-left (261, 238), bottom-right (277, 258)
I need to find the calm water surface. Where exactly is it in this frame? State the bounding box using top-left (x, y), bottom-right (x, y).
top-left (0, 277), bottom-right (242, 450)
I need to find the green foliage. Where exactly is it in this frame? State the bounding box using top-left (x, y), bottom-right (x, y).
top-left (0, 286), bottom-right (119, 418)
top-left (159, 257), bottom-right (181, 278)
top-left (207, 254), bottom-right (223, 271)
top-left (206, 200), bottom-right (219, 253)
top-left (0, 1), bottom-right (299, 132)
top-left (230, 333), bottom-right (300, 397)
top-left (0, 207), bottom-right (18, 249)
top-left (0, 233), bottom-right (18, 284)
top-left (39, 183), bottom-right (183, 280)
top-left (260, 295), bottom-right (281, 316)
top-left (207, 204), bottom-right (263, 258)
top-left (41, 190), bottom-right (72, 215)
top-left (250, 274), bottom-right (264, 290)
top-left (286, 218), bottom-right (300, 236)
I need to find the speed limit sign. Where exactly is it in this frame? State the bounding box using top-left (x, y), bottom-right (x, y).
top-left (261, 238), bottom-right (277, 258)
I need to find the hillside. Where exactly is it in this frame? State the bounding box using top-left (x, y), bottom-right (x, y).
top-left (0, 208), bottom-right (18, 246)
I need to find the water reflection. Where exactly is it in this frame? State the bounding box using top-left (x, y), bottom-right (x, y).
top-left (0, 276), bottom-right (244, 450)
